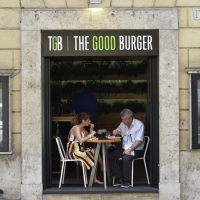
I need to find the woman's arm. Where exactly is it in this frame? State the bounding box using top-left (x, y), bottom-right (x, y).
top-left (73, 126), bottom-right (96, 143)
top-left (82, 123), bottom-right (95, 137)
top-left (82, 128), bottom-right (89, 137)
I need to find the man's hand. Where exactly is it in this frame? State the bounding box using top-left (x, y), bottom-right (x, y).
top-left (112, 129), bottom-right (118, 136)
top-left (123, 149), bottom-right (131, 155)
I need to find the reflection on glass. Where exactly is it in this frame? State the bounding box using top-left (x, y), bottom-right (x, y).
top-left (0, 82), bottom-right (3, 147)
top-left (197, 81), bottom-right (200, 144)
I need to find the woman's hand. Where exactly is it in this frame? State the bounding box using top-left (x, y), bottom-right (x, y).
top-left (73, 126), bottom-right (94, 143)
top-left (90, 130), bottom-right (96, 137)
top-left (90, 123), bottom-right (95, 130)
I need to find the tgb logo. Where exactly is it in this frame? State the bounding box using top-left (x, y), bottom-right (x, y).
top-left (48, 36), bottom-right (62, 51)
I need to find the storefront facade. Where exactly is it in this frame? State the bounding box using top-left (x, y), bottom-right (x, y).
top-left (0, 1), bottom-right (200, 200)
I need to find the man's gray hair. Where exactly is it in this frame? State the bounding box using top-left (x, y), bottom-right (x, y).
top-left (120, 108), bottom-right (134, 118)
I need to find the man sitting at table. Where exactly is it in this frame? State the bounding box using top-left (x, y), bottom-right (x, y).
top-left (108, 108), bottom-right (144, 188)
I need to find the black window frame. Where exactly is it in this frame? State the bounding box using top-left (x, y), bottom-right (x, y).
top-left (0, 76), bottom-right (9, 152)
top-left (192, 74), bottom-right (200, 149)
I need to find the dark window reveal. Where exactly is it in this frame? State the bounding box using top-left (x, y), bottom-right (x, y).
top-left (0, 77), bottom-right (9, 152)
top-left (192, 74), bottom-right (200, 149)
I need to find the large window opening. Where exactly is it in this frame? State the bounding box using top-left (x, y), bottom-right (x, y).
top-left (48, 56), bottom-right (152, 187)
top-left (42, 57), bottom-right (159, 192)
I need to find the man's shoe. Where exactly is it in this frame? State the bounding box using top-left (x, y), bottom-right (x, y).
top-left (120, 182), bottom-right (130, 188)
top-left (113, 179), bottom-right (123, 186)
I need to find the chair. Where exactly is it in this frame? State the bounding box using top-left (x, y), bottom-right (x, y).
top-left (112, 136), bottom-right (150, 187)
top-left (55, 137), bottom-right (87, 188)
top-left (131, 136), bottom-right (150, 187)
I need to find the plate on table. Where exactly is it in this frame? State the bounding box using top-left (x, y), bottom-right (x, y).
top-left (107, 136), bottom-right (121, 140)
top-left (89, 137), bottom-right (99, 140)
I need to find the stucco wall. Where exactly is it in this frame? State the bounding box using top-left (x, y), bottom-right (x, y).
top-left (0, 0), bottom-right (199, 200)
top-left (0, 1), bottom-right (21, 200)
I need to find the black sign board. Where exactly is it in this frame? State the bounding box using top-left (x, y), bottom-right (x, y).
top-left (42, 30), bottom-right (159, 56)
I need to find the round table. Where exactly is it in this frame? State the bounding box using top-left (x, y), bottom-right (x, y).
top-left (86, 138), bottom-right (121, 189)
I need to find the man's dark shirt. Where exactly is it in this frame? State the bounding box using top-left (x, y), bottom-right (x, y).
top-left (71, 90), bottom-right (97, 126)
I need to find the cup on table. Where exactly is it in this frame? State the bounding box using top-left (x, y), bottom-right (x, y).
top-left (97, 129), bottom-right (107, 139)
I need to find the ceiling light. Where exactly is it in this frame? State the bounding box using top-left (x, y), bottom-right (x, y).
top-left (89, 0), bottom-right (102, 3)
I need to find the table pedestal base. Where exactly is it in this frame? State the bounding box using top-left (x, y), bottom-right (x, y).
top-left (88, 143), bottom-right (112, 189)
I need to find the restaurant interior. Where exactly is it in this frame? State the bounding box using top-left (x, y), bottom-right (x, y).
top-left (50, 56), bottom-right (149, 187)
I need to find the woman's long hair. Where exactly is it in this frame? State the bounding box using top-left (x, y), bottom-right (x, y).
top-left (71, 112), bottom-right (90, 126)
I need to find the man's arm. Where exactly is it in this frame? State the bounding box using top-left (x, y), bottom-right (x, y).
top-left (123, 122), bottom-right (144, 155)
top-left (123, 140), bottom-right (142, 155)
top-left (112, 129), bottom-right (119, 136)
top-left (112, 127), bottom-right (121, 136)
top-left (129, 140), bottom-right (142, 151)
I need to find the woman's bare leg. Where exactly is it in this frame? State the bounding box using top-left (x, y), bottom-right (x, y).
top-left (93, 148), bottom-right (103, 171)
top-left (93, 166), bottom-right (103, 184)
top-left (91, 148), bottom-right (103, 184)
top-left (98, 154), bottom-right (103, 171)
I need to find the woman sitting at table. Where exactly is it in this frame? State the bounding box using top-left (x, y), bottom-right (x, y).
top-left (67, 112), bottom-right (103, 184)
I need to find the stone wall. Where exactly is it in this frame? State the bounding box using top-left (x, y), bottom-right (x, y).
top-left (21, 7), bottom-right (178, 200)
top-left (0, 0), bottom-right (199, 200)
top-left (43, 193), bottom-right (159, 200)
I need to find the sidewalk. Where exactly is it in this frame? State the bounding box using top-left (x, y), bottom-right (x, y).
top-left (0, 190), bottom-right (5, 200)
top-left (0, 194), bottom-right (5, 200)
